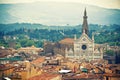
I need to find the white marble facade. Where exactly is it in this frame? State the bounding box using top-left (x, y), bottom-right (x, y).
top-left (65, 9), bottom-right (104, 61)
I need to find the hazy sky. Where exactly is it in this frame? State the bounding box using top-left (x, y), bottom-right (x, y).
top-left (0, 0), bottom-right (120, 9)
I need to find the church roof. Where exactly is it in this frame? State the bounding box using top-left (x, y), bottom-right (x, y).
top-left (59, 38), bottom-right (74, 44)
top-left (75, 32), bottom-right (93, 43)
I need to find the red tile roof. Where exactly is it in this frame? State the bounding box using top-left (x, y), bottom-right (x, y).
top-left (64, 73), bottom-right (101, 79)
top-left (104, 73), bottom-right (120, 77)
top-left (28, 72), bottom-right (61, 80)
top-left (59, 38), bottom-right (74, 44)
top-left (31, 57), bottom-right (45, 64)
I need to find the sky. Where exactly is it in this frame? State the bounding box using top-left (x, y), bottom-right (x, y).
top-left (0, 0), bottom-right (120, 9)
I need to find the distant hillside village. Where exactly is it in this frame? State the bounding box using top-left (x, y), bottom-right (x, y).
top-left (0, 9), bottom-right (120, 80)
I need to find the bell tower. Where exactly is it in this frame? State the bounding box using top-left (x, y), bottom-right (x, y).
top-left (82, 8), bottom-right (89, 35)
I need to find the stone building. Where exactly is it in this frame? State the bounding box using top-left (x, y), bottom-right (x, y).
top-left (18, 45), bottom-right (43, 54)
top-left (65, 9), bottom-right (105, 61)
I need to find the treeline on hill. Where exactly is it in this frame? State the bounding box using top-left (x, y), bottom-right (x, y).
top-left (0, 23), bottom-right (120, 49)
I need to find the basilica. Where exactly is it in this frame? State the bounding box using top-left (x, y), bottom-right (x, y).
top-left (65, 9), bottom-right (105, 61)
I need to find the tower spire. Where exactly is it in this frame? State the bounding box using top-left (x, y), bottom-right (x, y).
top-left (82, 8), bottom-right (89, 35)
top-left (84, 8), bottom-right (87, 16)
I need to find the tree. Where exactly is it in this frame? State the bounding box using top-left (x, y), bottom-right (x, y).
top-left (15, 43), bottom-right (21, 49)
top-left (25, 40), bottom-right (35, 47)
top-left (105, 50), bottom-right (115, 56)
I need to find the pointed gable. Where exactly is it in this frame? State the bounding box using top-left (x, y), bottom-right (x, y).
top-left (75, 33), bottom-right (93, 43)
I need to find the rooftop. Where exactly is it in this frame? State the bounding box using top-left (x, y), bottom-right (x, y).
top-left (28, 72), bottom-right (61, 80)
top-left (31, 57), bottom-right (45, 64)
top-left (59, 38), bottom-right (74, 44)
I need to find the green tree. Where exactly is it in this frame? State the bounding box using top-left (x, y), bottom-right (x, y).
top-left (25, 40), bottom-right (35, 47)
top-left (15, 43), bottom-right (21, 49)
top-left (105, 50), bottom-right (115, 56)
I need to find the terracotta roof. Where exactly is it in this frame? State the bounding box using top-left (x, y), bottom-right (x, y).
top-left (0, 64), bottom-right (15, 71)
top-left (59, 38), bottom-right (74, 44)
top-left (75, 73), bottom-right (101, 79)
top-left (28, 72), bottom-right (61, 80)
top-left (31, 57), bottom-right (45, 64)
top-left (63, 73), bottom-right (100, 79)
top-left (0, 49), bottom-right (12, 58)
top-left (104, 73), bottom-right (120, 77)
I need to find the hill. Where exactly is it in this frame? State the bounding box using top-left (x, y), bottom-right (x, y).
top-left (0, 2), bottom-right (120, 25)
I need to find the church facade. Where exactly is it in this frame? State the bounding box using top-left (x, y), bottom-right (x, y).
top-left (65, 9), bottom-right (104, 61)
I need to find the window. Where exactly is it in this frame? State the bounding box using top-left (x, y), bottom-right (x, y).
top-left (82, 45), bottom-right (87, 50)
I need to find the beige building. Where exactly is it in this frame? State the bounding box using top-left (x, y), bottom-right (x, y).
top-left (65, 9), bottom-right (104, 61)
top-left (18, 45), bottom-right (43, 54)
